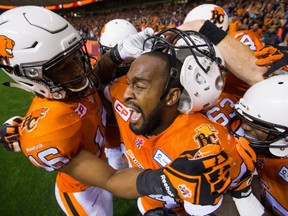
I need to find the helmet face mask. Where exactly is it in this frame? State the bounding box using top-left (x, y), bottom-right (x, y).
top-left (234, 75), bottom-right (288, 157)
top-left (143, 28), bottom-right (226, 112)
top-left (0, 6), bottom-right (99, 100)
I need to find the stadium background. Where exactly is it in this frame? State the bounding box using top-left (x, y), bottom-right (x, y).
top-left (1, 0), bottom-right (288, 215)
top-left (0, 1), bottom-right (190, 215)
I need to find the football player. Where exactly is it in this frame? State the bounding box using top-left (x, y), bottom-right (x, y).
top-left (0, 6), bottom-right (232, 216)
top-left (104, 29), bottom-right (263, 215)
top-left (99, 18), bottom-right (138, 171)
top-left (230, 74), bottom-right (288, 215)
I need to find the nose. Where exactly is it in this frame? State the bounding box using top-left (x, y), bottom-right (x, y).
top-left (241, 122), bottom-right (253, 131)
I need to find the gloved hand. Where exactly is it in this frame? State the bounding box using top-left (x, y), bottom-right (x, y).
top-left (163, 144), bottom-right (232, 205)
top-left (137, 144), bottom-right (232, 206)
top-left (0, 116), bottom-right (23, 152)
top-left (109, 27), bottom-right (154, 63)
top-left (254, 45), bottom-right (288, 77)
top-left (254, 45), bottom-right (284, 66)
top-left (230, 137), bottom-right (256, 197)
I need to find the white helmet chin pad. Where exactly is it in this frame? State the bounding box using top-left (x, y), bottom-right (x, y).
top-left (269, 140), bottom-right (288, 157)
top-left (178, 54), bottom-right (224, 113)
top-left (175, 32), bottom-right (225, 113)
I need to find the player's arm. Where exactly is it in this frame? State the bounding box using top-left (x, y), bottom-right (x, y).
top-left (94, 27), bottom-right (154, 88)
top-left (59, 145), bottom-right (232, 210)
top-left (177, 20), bottom-right (266, 86)
top-left (58, 149), bottom-right (142, 198)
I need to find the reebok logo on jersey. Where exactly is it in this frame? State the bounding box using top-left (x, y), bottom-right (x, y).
top-left (114, 99), bottom-right (130, 121)
top-left (178, 184), bottom-right (191, 198)
top-left (21, 107), bottom-right (49, 132)
top-left (279, 165), bottom-right (288, 183)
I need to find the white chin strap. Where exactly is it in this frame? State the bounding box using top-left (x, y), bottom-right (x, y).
top-left (68, 78), bottom-right (89, 92)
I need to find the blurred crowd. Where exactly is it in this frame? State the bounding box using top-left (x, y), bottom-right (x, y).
top-left (64, 0), bottom-right (288, 46)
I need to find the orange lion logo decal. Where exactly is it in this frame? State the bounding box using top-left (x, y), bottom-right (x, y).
top-left (21, 107), bottom-right (49, 132)
top-left (210, 7), bottom-right (226, 26)
top-left (0, 35), bottom-right (15, 65)
top-left (194, 124), bottom-right (219, 147)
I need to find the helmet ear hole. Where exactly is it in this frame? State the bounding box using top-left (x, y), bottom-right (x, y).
top-left (178, 43), bottom-right (224, 113)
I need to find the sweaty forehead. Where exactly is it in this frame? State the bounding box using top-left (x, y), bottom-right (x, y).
top-left (128, 54), bottom-right (167, 80)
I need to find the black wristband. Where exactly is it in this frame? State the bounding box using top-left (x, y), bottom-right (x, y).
top-left (109, 45), bottom-right (124, 64)
top-left (136, 169), bottom-right (177, 198)
top-left (199, 20), bottom-right (228, 45)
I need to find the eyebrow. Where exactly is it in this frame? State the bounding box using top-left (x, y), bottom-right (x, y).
top-left (131, 76), bottom-right (150, 83)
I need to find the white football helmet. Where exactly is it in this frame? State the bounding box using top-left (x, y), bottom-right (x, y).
top-left (99, 19), bottom-right (138, 55)
top-left (235, 75), bottom-right (288, 157)
top-left (0, 6), bottom-right (96, 100)
top-left (184, 4), bottom-right (229, 31)
top-left (143, 28), bottom-right (226, 112)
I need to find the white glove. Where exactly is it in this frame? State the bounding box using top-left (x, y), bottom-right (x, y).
top-left (110, 27), bottom-right (154, 63)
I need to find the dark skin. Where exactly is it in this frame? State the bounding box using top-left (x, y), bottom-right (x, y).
top-left (123, 52), bottom-right (182, 136)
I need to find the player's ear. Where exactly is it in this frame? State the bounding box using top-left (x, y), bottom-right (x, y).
top-left (165, 87), bottom-right (181, 106)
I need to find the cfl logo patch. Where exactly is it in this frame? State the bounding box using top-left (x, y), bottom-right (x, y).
top-left (178, 184), bottom-right (191, 198)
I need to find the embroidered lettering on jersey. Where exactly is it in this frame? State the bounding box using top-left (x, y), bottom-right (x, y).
top-left (114, 99), bottom-right (130, 121)
top-left (194, 124), bottom-right (219, 147)
top-left (21, 107), bottom-right (49, 132)
top-left (279, 165), bottom-right (288, 183)
top-left (75, 103), bottom-right (87, 118)
top-left (153, 149), bottom-right (172, 167)
top-left (126, 149), bottom-right (144, 169)
top-left (135, 137), bottom-right (144, 149)
top-left (260, 178), bottom-right (270, 191)
top-left (26, 143), bottom-right (44, 153)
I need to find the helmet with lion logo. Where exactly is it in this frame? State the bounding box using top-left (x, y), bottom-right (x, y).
top-left (0, 6), bottom-right (97, 100)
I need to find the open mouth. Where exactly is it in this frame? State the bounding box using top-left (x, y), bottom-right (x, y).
top-left (129, 108), bottom-right (142, 124)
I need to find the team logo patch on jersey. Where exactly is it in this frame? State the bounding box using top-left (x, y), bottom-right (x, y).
top-left (178, 184), bottom-right (191, 198)
top-left (194, 124), bottom-right (219, 147)
top-left (114, 99), bottom-right (130, 121)
top-left (75, 103), bottom-right (87, 118)
top-left (135, 137), bottom-right (144, 149)
top-left (153, 149), bottom-right (172, 167)
top-left (21, 107), bottom-right (49, 132)
top-left (279, 165), bottom-right (288, 183)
